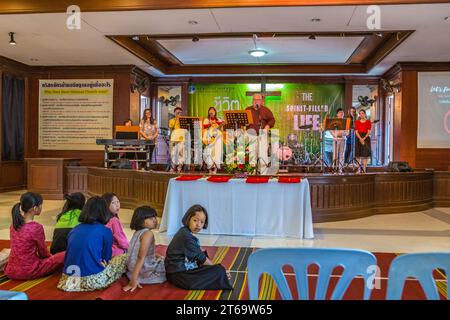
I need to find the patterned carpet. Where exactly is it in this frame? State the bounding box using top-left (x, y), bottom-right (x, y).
top-left (0, 240), bottom-right (447, 300)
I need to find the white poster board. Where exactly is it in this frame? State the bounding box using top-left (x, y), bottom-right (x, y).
top-left (38, 79), bottom-right (113, 150)
top-left (417, 72), bottom-right (450, 148)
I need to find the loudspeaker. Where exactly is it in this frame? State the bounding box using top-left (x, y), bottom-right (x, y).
top-left (110, 158), bottom-right (132, 169)
top-left (386, 161), bottom-right (412, 172)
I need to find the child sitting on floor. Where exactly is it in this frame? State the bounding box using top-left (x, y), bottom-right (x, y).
top-left (123, 206), bottom-right (166, 292)
top-left (102, 193), bottom-right (129, 256)
top-left (50, 192), bottom-right (86, 254)
top-left (57, 196), bottom-right (127, 292)
top-left (164, 204), bottom-right (232, 290)
top-left (4, 192), bottom-right (65, 280)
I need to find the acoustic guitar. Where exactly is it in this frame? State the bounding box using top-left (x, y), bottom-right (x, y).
top-left (202, 119), bottom-right (223, 145)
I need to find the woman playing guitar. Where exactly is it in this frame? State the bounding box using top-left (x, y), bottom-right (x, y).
top-left (202, 107), bottom-right (224, 174)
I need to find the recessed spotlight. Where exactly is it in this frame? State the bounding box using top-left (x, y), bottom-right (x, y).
top-left (444, 16), bottom-right (450, 21)
top-left (192, 36), bottom-right (200, 42)
top-left (308, 34), bottom-right (316, 40)
top-left (311, 18), bottom-right (321, 22)
top-left (188, 20), bottom-right (198, 25)
top-left (132, 36), bottom-right (139, 41)
top-left (375, 32), bottom-right (383, 37)
top-left (9, 32), bottom-right (16, 45)
top-left (248, 49), bottom-right (268, 58)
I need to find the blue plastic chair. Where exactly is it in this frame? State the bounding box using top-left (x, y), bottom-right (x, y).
top-left (386, 252), bottom-right (450, 300)
top-left (247, 248), bottom-right (377, 300)
top-left (0, 290), bottom-right (28, 300)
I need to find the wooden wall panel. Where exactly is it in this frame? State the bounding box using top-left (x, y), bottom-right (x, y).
top-left (373, 172), bottom-right (433, 213)
top-left (66, 166), bottom-right (88, 195)
top-left (386, 63), bottom-right (450, 170)
top-left (85, 167), bottom-right (177, 216)
top-left (433, 171), bottom-right (450, 206)
top-left (76, 168), bottom-right (448, 222)
top-left (308, 175), bottom-right (374, 222)
top-left (0, 162), bottom-right (26, 192)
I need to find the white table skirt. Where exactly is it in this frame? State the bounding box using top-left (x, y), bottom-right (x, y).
top-left (159, 178), bottom-right (314, 239)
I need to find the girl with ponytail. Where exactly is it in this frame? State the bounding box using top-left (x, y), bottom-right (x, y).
top-left (50, 192), bottom-right (86, 254)
top-left (4, 192), bottom-right (65, 280)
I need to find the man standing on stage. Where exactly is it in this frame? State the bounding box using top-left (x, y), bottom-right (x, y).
top-left (169, 107), bottom-right (185, 172)
top-left (245, 94), bottom-right (276, 175)
top-left (344, 106), bottom-right (357, 164)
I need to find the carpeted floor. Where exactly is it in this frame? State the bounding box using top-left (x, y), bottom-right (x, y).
top-left (0, 240), bottom-right (447, 300)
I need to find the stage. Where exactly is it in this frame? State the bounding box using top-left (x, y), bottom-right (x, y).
top-left (64, 166), bottom-right (450, 223)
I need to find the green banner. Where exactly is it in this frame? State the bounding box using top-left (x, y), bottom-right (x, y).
top-left (188, 83), bottom-right (344, 154)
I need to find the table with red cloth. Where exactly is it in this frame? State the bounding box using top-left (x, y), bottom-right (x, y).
top-left (159, 177), bottom-right (314, 239)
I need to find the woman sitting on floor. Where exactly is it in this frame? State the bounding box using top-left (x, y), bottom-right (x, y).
top-left (164, 204), bottom-right (233, 290)
top-left (4, 192), bottom-right (65, 280)
top-left (57, 196), bottom-right (127, 292)
top-left (102, 193), bottom-right (129, 257)
top-left (123, 206), bottom-right (166, 292)
top-left (50, 192), bottom-right (85, 254)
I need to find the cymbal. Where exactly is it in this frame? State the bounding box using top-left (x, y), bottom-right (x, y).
top-left (299, 124), bottom-right (313, 130)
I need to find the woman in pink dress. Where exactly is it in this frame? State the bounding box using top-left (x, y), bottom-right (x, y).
top-left (102, 193), bottom-right (129, 256)
top-left (4, 192), bottom-right (65, 280)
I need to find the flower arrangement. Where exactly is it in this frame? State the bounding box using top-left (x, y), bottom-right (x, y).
top-left (224, 144), bottom-right (257, 176)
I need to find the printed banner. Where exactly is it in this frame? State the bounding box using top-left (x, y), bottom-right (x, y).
top-left (188, 83), bottom-right (344, 154)
top-left (38, 79), bottom-right (113, 150)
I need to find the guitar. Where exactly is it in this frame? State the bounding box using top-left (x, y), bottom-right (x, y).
top-left (202, 118), bottom-right (223, 145)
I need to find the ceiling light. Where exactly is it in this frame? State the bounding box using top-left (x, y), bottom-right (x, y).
top-left (248, 49), bottom-right (268, 58)
top-left (311, 18), bottom-right (321, 22)
top-left (375, 32), bottom-right (383, 37)
top-left (192, 36), bottom-right (199, 42)
top-left (132, 36), bottom-right (139, 41)
top-left (444, 16), bottom-right (450, 21)
top-left (308, 34), bottom-right (316, 40)
top-left (9, 32), bottom-right (16, 45)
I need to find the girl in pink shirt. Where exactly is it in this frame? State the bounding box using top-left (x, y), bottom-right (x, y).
top-left (5, 192), bottom-right (65, 280)
top-left (102, 193), bottom-right (129, 256)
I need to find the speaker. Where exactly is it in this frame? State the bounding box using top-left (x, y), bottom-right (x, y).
top-left (110, 158), bottom-right (132, 169)
top-left (386, 161), bottom-right (412, 172)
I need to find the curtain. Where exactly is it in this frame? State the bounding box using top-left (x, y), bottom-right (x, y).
top-left (2, 74), bottom-right (25, 161)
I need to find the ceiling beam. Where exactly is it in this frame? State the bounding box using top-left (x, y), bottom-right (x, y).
top-left (164, 64), bottom-right (367, 75)
top-left (144, 31), bottom-right (379, 40)
top-left (107, 36), bottom-right (167, 73)
top-left (1, 0), bottom-right (449, 14)
top-left (365, 31), bottom-right (414, 71)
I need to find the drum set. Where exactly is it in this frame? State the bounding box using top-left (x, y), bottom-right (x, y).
top-left (276, 124), bottom-right (316, 166)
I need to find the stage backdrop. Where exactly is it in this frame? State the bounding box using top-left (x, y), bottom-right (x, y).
top-left (38, 79), bottom-right (113, 150)
top-left (188, 83), bottom-right (344, 154)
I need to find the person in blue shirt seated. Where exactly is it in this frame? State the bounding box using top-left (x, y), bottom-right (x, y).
top-left (164, 204), bottom-right (233, 290)
top-left (57, 196), bottom-right (127, 292)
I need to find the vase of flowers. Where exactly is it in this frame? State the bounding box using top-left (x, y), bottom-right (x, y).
top-left (224, 144), bottom-right (257, 176)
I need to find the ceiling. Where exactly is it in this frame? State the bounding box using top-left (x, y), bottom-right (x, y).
top-left (157, 36), bottom-right (365, 64)
top-left (0, 3), bottom-right (449, 76)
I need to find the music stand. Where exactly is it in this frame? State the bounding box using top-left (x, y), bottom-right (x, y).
top-left (178, 116), bottom-right (202, 171)
top-left (223, 110), bottom-right (253, 131)
top-left (324, 117), bottom-right (351, 173)
top-left (223, 110), bottom-right (254, 153)
top-left (115, 125), bottom-right (140, 139)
